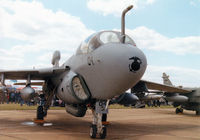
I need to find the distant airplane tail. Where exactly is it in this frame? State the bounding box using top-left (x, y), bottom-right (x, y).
top-left (162, 72), bottom-right (173, 86)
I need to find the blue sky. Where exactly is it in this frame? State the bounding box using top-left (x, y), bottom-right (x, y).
top-left (0, 0), bottom-right (200, 86)
top-left (38, 0), bottom-right (200, 37)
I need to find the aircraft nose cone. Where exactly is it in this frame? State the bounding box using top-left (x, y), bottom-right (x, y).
top-left (90, 43), bottom-right (147, 99)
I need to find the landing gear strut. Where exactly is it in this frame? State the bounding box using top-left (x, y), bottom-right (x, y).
top-left (36, 80), bottom-right (55, 122)
top-left (90, 100), bottom-right (109, 139)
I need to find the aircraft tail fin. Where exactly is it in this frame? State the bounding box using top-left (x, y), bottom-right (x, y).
top-left (162, 72), bottom-right (173, 86)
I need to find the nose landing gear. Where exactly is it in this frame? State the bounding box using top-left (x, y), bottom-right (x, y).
top-left (90, 100), bottom-right (109, 139)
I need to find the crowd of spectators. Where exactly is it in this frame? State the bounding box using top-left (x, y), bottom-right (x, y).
top-left (0, 86), bottom-right (42, 106)
top-left (0, 87), bottom-right (65, 107)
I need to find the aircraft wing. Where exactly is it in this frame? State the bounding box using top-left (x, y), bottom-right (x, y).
top-left (140, 80), bottom-right (192, 93)
top-left (0, 66), bottom-right (70, 80)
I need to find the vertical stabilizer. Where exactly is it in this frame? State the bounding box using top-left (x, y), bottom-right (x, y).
top-left (162, 72), bottom-right (173, 86)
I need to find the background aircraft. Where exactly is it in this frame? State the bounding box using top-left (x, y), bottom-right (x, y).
top-left (162, 73), bottom-right (200, 115)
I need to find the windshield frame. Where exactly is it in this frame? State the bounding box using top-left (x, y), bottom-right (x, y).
top-left (76, 31), bottom-right (136, 55)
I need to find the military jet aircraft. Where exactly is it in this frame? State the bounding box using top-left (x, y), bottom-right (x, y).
top-left (130, 76), bottom-right (194, 111)
top-left (0, 5), bottom-right (196, 139)
top-left (162, 73), bottom-right (200, 115)
top-left (0, 5), bottom-right (148, 139)
top-left (110, 90), bottom-right (163, 107)
top-left (131, 73), bottom-right (200, 115)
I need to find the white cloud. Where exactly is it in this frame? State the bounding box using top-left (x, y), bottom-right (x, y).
top-left (189, 0), bottom-right (200, 6)
top-left (124, 27), bottom-right (200, 87)
top-left (87, 0), bottom-right (156, 16)
top-left (0, 0), bottom-right (94, 69)
top-left (190, 1), bottom-right (196, 6)
top-left (146, 0), bottom-right (156, 4)
top-left (143, 65), bottom-right (200, 87)
top-left (0, 48), bottom-right (24, 69)
top-left (126, 26), bottom-right (200, 55)
top-left (37, 51), bottom-right (72, 67)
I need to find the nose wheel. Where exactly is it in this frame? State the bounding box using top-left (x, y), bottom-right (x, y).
top-left (99, 126), bottom-right (107, 139)
top-left (90, 124), bottom-right (97, 138)
top-left (90, 100), bottom-right (109, 139)
top-left (90, 113), bottom-right (107, 139)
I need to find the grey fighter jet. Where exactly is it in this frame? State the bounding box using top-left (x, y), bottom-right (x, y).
top-left (0, 5), bottom-right (148, 139)
top-left (162, 73), bottom-right (200, 115)
top-left (131, 73), bottom-right (199, 115)
top-left (130, 76), bottom-right (194, 110)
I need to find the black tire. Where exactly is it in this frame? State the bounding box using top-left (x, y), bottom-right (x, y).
top-left (100, 126), bottom-right (107, 139)
top-left (37, 106), bottom-right (44, 120)
top-left (175, 108), bottom-right (180, 114)
top-left (90, 124), bottom-right (97, 139)
top-left (196, 111), bottom-right (200, 115)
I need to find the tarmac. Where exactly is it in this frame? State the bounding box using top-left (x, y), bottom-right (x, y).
top-left (0, 108), bottom-right (200, 140)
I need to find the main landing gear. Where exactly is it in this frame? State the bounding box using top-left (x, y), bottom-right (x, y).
top-left (37, 105), bottom-right (45, 120)
top-left (35, 94), bottom-right (47, 123)
top-left (35, 90), bottom-right (55, 123)
top-left (35, 80), bottom-right (55, 123)
top-left (175, 108), bottom-right (183, 114)
top-left (90, 100), bottom-right (109, 139)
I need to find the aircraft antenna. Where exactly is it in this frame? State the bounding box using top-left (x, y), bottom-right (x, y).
top-left (121, 5), bottom-right (133, 43)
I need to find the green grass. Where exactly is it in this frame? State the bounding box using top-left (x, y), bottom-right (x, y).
top-left (0, 103), bottom-right (173, 110)
top-left (149, 105), bottom-right (173, 109)
top-left (0, 104), bottom-right (65, 110)
top-left (109, 104), bottom-right (132, 109)
top-left (109, 104), bottom-right (173, 109)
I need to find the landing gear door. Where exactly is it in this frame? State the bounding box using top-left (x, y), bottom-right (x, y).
top-left (95, 100), bottom-right (108, 114)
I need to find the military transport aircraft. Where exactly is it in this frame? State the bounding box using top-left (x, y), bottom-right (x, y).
top-left (162, 73), bottom-right (200, 115)
top-left (0, 5), bottom-right (194, 139)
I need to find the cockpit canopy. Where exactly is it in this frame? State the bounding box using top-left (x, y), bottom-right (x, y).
top-left (76, 31), bottom-right (136, 55)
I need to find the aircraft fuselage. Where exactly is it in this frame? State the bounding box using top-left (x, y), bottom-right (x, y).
top-left (55, 31), bottom-right (147, 101)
